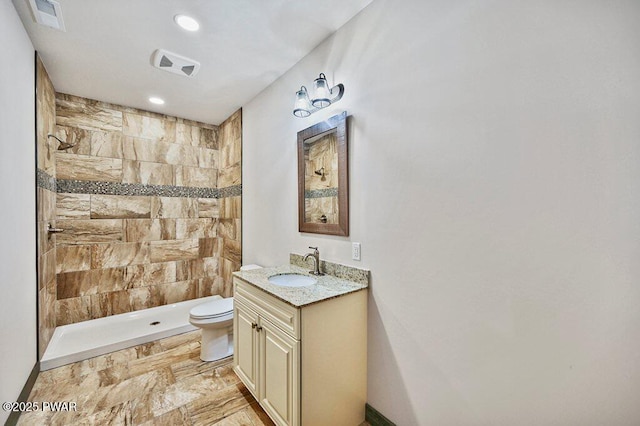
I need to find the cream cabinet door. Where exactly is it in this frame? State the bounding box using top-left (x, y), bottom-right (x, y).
top-left (259, 318), bottom-right (300, 426)
top-left (233, 301), bottom-right (259, 398)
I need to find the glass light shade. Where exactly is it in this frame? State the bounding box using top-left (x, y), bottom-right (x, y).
top-left (293, 87), bottom-right (312, 118)
top-left (311, 73), bottom-right (331, 108)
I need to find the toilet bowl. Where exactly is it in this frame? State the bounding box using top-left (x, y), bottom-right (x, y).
top-left (189, 297), bottom-right (234, 361)
top-left (189, 264), bottom-right (262, 361)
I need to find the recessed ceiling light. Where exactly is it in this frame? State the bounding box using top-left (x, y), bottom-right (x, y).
top-left (149, 97), bottom-right (165, 105)
top-left (174, 14), bottom-right (200, 32)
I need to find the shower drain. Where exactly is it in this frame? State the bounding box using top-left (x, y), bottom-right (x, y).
top-left (150, 321), bottom-right (160, 326)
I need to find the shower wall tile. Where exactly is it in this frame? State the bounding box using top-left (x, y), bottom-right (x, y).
top-left (90, 291), bottom-right (132, 318)
top-left (217, 219), bottom-right (239, 241)
top-left (144, 262), bottom-right (178, 287)
top-left (56, 245), bottom-right (92, 273)
top-left (124, 265), bottom-right (146, 288)
top-left (197, 198), bottom-right (219, 218)
top-left (91, 131), bottom-right (124, 158)
top-left (123, 160), bottom-right (174, 186)
top-left (56, 97), bottom-right (123, 132)
top-left (37, 220), bottom-right (55, 256)
top-left (219, 196), bottom-right (241, 219)
top-left (175, 219), bottom-right (217, 240)
top-left (123, 219), bottom-right (176, 242)
top-left (198, 277), bottom-right (224, 298)
top-left (190, 146), bottom-right (218, 169)
top-left (56, 219), bottom-right (124, 245)
top-left (55, 125), bottom-right (92, 155)
top-left (36, 53), bottom-right (58, 360)
top-left (175, 166), bottom-right (217, 188)
top-left (57, 153), bottom-right (123, 182)
top-left (199, 127), bottom-right (219, 150)
top-left (198, 238), bottom-right (219, 259)
top-left (39, 249), bottom-right (56, 292)
top-left (56, 295), bottom-right (92, 326)
top-left (92, 268), bottom-right (130, 293)
top-left (219, 258), bottom-right (239, 298)
top-left (147, 280), bottom-right (198, 306)
top-left (123, 112), bottom-right (176, 142)
top-left (203, 257), bottom-right (219, 276)
top-left (90, 195), bottom-right (151, 219)
top-left (217, 109), bottom-right (242, 298)
top-left (57, 193), bottom-right (91, 219)
top-left (222, 239), bottom-right (241, 265)
top-left (151, 197), bottom-right (198, 219)
top-left (57, 270), bottom-right (95, 299)
top-left (37, 186), bottom-right (56, 223)
top-left (176, 259), bottom-right (205, 282)
top-left (38, 279), bottom-right (56, 357)
top-left (122, 138), bottom-right (182, 165)
top-left (91, 241), bottom-right (150, 269)
top-left (217, 163), bottom-right (241, 188)
top-left (176, 122), bottom-right (201, 146)
top-left (129, 287), bottom-right (152, 311)
top-left (52, 95), bottom-right (240, 325)
top-left (37, 57), bottom-right (57, 177)
top-left (149, 239), bottom-right (200, 263)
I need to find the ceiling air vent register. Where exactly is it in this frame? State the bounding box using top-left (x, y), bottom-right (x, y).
top-left (28, 0), bottom-right (65, 31)
top-left (152, 49), bottom-right (201, 78)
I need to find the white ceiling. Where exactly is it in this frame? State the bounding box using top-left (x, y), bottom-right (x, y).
top-left (12, 0), bottom-right (372, 124)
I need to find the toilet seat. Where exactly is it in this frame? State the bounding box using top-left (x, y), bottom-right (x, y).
top-left (189, 298), bottom-right (233, 320)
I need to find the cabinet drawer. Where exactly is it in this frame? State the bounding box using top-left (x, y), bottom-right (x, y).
top-left (234, 277), bottom-right (300, 339)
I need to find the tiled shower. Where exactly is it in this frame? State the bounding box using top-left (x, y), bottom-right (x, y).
top-left (35, 56), bottom-right (242, 358)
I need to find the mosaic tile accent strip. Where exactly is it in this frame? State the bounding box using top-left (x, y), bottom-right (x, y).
top-left (37, 169), bottom-right (56, 192)
top-left (290, 253), bottom-right (370, 285)
top-left (218, 184), bottom-right (242, 198)
top-left (55, 180), bottom-right (242, 199)
top-left (304, 187), bottom-right (338, 199)
top-left (56, 179), bottom-right (242, 199)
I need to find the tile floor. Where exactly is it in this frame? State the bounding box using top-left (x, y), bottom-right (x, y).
top-left (17, 331), bottom-right (275, 425)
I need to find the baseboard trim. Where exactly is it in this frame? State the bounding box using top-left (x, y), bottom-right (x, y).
top-left (365, 403), bottom-right (396, 426)
top-left (4, 362), bottom-right (40, 426)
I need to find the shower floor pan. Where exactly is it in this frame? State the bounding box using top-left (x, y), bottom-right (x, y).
top-left (41, 295), bottom-right (221, 370)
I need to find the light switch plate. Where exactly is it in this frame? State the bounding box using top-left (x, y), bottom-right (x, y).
top-left (352, 242), bottom-right (361, 261)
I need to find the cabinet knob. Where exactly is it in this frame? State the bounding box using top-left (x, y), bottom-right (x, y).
top-left (256, 326), bottom-right (263, 332)
top-left (251, 322), bottom-right (257, 329)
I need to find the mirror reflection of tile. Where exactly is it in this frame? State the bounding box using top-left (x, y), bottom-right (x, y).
top-left (304, 131), bottom-right (339, 224)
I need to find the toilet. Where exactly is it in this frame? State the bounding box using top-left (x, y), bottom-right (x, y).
top-left (189, 264), bottom-right (262, 361)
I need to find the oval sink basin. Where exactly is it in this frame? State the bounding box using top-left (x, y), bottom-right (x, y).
top-left (268, 274), bottom-right (317, 287)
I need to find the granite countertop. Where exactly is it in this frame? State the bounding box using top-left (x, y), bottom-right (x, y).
top-left (232, 264), bottom-right (368, 308)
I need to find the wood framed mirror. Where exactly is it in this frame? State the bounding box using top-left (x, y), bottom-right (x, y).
top-left (297, 111), bottom-right (349, 236)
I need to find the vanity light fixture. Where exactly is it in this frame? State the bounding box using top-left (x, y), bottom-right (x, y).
top-left (293, 73), bottom-right (344, 118)
top-left (174, 14), bottom-right (200, 32)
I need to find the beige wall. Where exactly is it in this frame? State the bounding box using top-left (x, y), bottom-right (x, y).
top-left (0, 2), bottom-right (37, 423)
top-left (243, 0), bottom-right (640, 424)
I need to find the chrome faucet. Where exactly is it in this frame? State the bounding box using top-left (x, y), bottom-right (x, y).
top-left (303, 246), bottom-right (324, 276)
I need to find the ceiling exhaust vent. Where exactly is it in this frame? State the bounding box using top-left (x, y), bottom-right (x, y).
top-left (152, 49), bottom-right (200, 78)
top-left (28, 0), bottom-right (65, 31)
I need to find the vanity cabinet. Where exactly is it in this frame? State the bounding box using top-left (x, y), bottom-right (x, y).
top-left (233, 277), bottom-right (367, 426)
